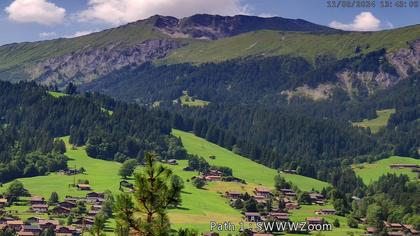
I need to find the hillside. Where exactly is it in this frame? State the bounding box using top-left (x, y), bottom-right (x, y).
top-left (0, 14), bottom-right (419, 87)
top-left (163, 25), bottom-right (420, 64)
top-left (353, 156), bottom-right (420, 184)
top-left (172, 129), bottom-right (330, 191)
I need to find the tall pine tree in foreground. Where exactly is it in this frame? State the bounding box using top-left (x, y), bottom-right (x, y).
top-left (114, 153), bottom-right (183, 236)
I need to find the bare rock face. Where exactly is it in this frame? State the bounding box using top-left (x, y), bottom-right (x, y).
top-left (28, 39), bottom-right (184, 86)
top-left (387, 39), bottom-right (420, 78)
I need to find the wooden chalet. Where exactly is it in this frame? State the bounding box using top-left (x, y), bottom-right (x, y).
top-left (6, 220), bottom-right (24, 231)
top-left (29, 196), bottom-right (45, 205)
top-left (285, 202), bottom-right (300, 210)
top-left (31, 204), bottom-right (49, 213)
top-left (39, 219), bottom-right (59, 230)
top-left (254, 187), bottom-right (271, 197)
top-left (225, 191), bottom-right (241, 199)
top-left (268, 212), bottom-right (289, 221)
top-left (19, 225), bottom-right (42, 235)
top-left (306, 217), bottom-right (324, 225)
top-left (59, 201), bottom-right (77, 209)
top-left (53, 206), bottom-right (71, 215)
top-left (76, 184), bottom-right (91, 191)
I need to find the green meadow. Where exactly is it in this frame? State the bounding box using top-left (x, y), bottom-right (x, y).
top-left (0, 131), bottom-right (331, 234)
top-left (177, 91), bottom-right (210, 107)
top-left (47, 91), bottom-right (68, 98)
top-left (172, 129), bottom-right (329, 191)
top-left (352, 109), bottom-right (395, 133)
top-left (353, 156), bottom-right (420, 184)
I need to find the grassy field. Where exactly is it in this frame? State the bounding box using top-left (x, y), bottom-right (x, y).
top-left (352, 109), bottom-right (395, 133)
top-left (47, 91), bottom-right (68, 98)
top-left (175, 91), bottom-right (210, 107)
top-left (353, 156), bottom-right (420, 184)
top-left (0, 136), bottom-right (242, 234)
top-left (172, 129), bottom-right (329, 191)
top-left (0, 131), bottom-right (332, 234)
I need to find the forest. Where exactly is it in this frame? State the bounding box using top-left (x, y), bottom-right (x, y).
top-left (0, 81), bottom-right (186, 183)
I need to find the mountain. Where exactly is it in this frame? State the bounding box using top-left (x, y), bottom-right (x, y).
top-left (0, 14), bottom-right (333, 84)
top-left (0, 14), bottom-right (419, 100)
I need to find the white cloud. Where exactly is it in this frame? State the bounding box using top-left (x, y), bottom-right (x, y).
top-left (65, 30), bottom-right (97, 38)
top-left (39, 31), bottom-right (57, 38)
top-left (77, 0), bottom-right (248, 25)
top-left (329, 12), bottom-right (381, 31)
top-left (5, 0), bottom-right (66, 25)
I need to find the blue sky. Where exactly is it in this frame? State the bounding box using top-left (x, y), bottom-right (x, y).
top-left (0, 0), bottom-right (419, 46)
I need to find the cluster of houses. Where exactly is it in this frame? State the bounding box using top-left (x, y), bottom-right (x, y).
top-left (0, 192), bottom-right (107, 235)
top-left (366, 222), bottom-right (419, 235)
top-left (0, 219), bottom-right (79, 236)
top-left (224, 187), bottom-right (332, 228)
top-left (199, 170), bottom-right (224, 182)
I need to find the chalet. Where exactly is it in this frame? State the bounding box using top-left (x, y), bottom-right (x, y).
top-left (390, 164), bottom-right (419, 169)
top-left (59, 201), bottom-right (77, 209)
top-left (208, 170), bottom-right (223, 176)
top-left (279, 189), bottom-right (296, 197)
top-left (225, 191), bottom-right (241, 199)
top-left (56, 226), bottom-right (77, 235)
top-left (53, 206), bottom-right (71, 215)
top-left (91, 205), bottom-right (102, 211)
top-left (88, 210), bottom-right (100, 217)
top-left (306, 217), bottom-right (324, 225)
top-left (244, 212), bottom-right (261, 222)
top-left (64, 196), bottom-right (84, 203)
top-left (6, 220), bottom-right (24, 231)
top-left (387, 223), bottom-right (404, 231)
top-left (366, 227), bottom-right (377, 235)
top-left (0, 198), bottom-right (8, 208)
top-left (29, 196), bottom-right (45, 205)
top-left (204, 175), bottom-right (222, 181)
top-left (282, 169), bottom-right (297, 174)
top-left (309, 193), bottom-right (324, 201)
top-left (285, 202), bottom-right (300, 210)
top-left (20, 225), bottom-right (41, 234)
top-left (253, 195), bottom-right (267, 204)
top-left (86, 192), bottom-right (105, 202)
top-left (39, 220), bottom-right (59, 230)
top-left (166, 159), bottom-right (178, 165)
top-left (268, 212), bottom-right (289, 221)
top-left (76, 184), bottom-right (91, 191)
top-left (316, 209), bottom-right (336, 215)
top-left (254, 187), bottom-right (271, 197)
top-left (74, 218), bottom-right (94, 227)
top-left (31, 204), bottom-right (49, 213)
top-left (285, 192), bottom-right (297, 198)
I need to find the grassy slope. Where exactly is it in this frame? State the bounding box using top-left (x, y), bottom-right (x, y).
top-left (0, 19), bottom-right (166, 72)
top-left (179, 91), bottom-right (210, 107)
top-left (353, 156), bottom-right (420, 185)
top-left (172, 129), bottom-right (329, 191)
top-left (352, 109), bottom-right (396, 133)
top-left (0, 136), bottom-right (122, 199)
top-left (163, 25), bottom-right (420, 64)
top-left (47, 91), bottom-right (68, 98)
